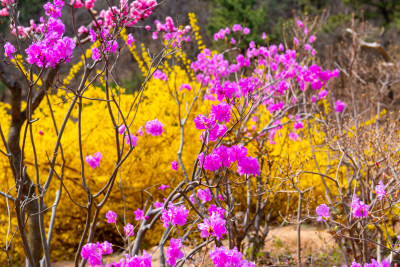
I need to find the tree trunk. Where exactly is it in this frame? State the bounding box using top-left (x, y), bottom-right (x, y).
top-left (9, 120), bottom-right (42, 266)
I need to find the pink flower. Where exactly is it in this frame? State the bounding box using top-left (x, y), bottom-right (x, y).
top-left (153, 70), bottom-right (167, 81)
top-left (309, 35), bottom-right (316, 43)
top-left (4, 42), bottom-right (15, 59)
top-left (127, 33), bottom-right (135, 46)
top-left (81, 241), bottom-right (113, 266)
top-left (125, 134), bottom-right (138, 146)
top-left (166, 238), bottom-right (184, 266)
top-left (289, 132), bottom-right (299, 141)
top-left (89, 28), bottom-right (96, 42)
top-left (228, 145), bottom-right (247, 162)
top-left (124, 223), bottom-right (134, 236)
top-left (237, 157), bottom-right (260, 176)
top-left (294, 37), bottom-right (299, 44)
top-left (145, 25), bottom-right (151, 30)
top-left (137, 126), bottom-right (143, 136)
top-left (218, 194), bottom-right (224, 202)
top-left (85, 152), bottom-right (102, 169)
top-left (214, 145), bottom-right (232, 168)
top-left (198, 213), bottom-right (227, 240)
top-left (106, 210), bottom-right (117, 223)
top-left (161, 202), bottom-right (188, 228)
top-left (78, 26), bottom-right (88, 34)
top-left (375, 181), bottom-right (386, 199)
top-left (318, 89), bottom-right (328, 99)
top-left (39, 130), bottom-right (44, 136)
top-left (145, 119), bottom-right (164, 136)
top-left (171, 161), bottom-right (179, 171)
top-left (335, 100), bottom-right (346, 113)
top-left (209, 246), bottom-right (255, 267)
top-left (179, 83), bottom-right (191, 91)
top-left (123, 251), bottom-right (152, 266)
top-left (296, 19), bottom-right (303, 28)
top-left (211, 102), bottom-right (231, 123)
top-left (209, 204), bottom-right (224, 219)
top-left (243, 27), bottom-right (250, 35)
top-left (158, 184), bottom-right (169, 191)
top-left (232, 24), bottom-right (242, 32)
top-left (70, 0), bottom-right (84, 8)
top-left (118, 124), bottom-right (126, 135)
top-left (351, 195), bottom-right (369, 218)
top-left (198, 152), bottom-right (221, 171)
top-left (134, 208), bottom-right (149, 220)
top-left (91, 47), bottom-right (100, 60)
top-left (84, 0), bottom-right (96, 9)
top-left (262, 32), bottom-right (267, 40)
top-left (293, 121), bottom-right (304, 130)
top-left (316, 204), bottom-right (330, 221)
top-left (208, 124), bottom-right (227, 142)
top-left (44, 0), bottom-right (64, 18)
top-left (194, 114), bottom-right (216, 130)
top-left (197, 188), bottom-right (212, 203)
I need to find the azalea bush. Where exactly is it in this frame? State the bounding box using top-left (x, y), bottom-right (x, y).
top-left (0, 0), bottom-right (400, 267)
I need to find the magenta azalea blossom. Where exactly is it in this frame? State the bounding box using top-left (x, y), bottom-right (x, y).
top-left (198, 213), bottom-right (227, 240)
top-left (106, 210), bottom-right (117, 223)
top-left (194, 114), bottom-right (216, 130)
top-left (134, 208), bottom-right (148, 221)
top-left (145, 119), bottom-right (164, 136)
top-left (127, 33), bottom-right (135, 46)
top-left (81, 241), bottom-right (113, 266)
top-left (197, 188), bottom-right (212, 203)
top-left (351, 195), bottom-right (369, 218)
top-left (211, 102), bottom-right (231, 123)
top-left (158, 184), bottom-right (169, 191)
top-left (118, 124), bottom-right (126, 135)
top-left (316, 204), bottom-right (330, 221)
top-left (335, 99), bottom-right (346, 113)
top-left (4, 42), bottom-right (15, 59)
top-left (91, 47), bottom-right (100, 60)
top-left (296, 20), bottom-right (303, 28)
top-left (166, 238), bottom-right (184, 266)
top-left (161, 202), bottom-right (188, 228)
top-left (125, 134), bottom-right (138, 147)
top-left (375, 181), bottom-right (386, 199)
top-left (171, 161), bottom-right (179, 171)
top-left (209, 204), bottom-right (225, 219)
top-left (237, 157), bottom-right (260, 176)
top-left (124, 223), bottom-right (134, 237)
top-left (85, 152), bottom-right (102, 169)
top-left (209, 246), bottom-right (256, 267)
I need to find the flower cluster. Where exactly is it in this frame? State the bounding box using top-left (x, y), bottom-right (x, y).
top-left (166, 238), bottom-right (184, 266)
top-left (198, 144), bottom-right (259, 176)
top-left (145, 118), bottom-right (164, 136)
top-left (86, 152), bottom-right (102, 169)
top-left (316, 204), bottom-right (330, 221)
top-left (209, 246), bottom-right (255, 267)
top-left (106, 210), bottom-right (117, 223)
top-left (161, 202), bottom-right (188, 228)
top-left (344, 259), bottom-right (390, 267)
top-left (197, 188), bottom-right (212, 203)
top-left (81, 241), bottom-right (113, 266)
top-left (198, 213), bottom-right (227, 240)
top-left (351, 195), bottom-right (369, 218)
